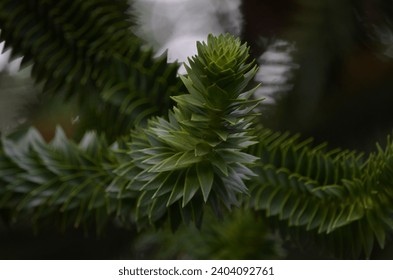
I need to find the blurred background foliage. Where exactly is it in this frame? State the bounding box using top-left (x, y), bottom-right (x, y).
top-left (2, 0), bottom-right (393, 259)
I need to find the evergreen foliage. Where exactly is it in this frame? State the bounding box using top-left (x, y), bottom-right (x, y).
top-left (0, 0), bottom-right (182, 141)
top-left (0, 127), bottom-right (129, 232)
top-left (124, 34), bottom-right (260, 227)
top-left (1, 0), bottom-right (393, 259)
top-left (249, 130), bottom-right (393, 257)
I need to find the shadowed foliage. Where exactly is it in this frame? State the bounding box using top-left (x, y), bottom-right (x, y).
top-left (2, 0), bottom-right (393, 259)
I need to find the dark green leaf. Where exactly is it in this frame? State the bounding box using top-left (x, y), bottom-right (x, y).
top-left (196, 162), bottom-right (214, 202)
top-left (182, 167), bottom-right (200, 207)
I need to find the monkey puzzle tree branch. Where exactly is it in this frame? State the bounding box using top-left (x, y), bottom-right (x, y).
top-left (121, 34), bottom-right (261, 227)
top-left (0, 0), bottom-right (182, 140)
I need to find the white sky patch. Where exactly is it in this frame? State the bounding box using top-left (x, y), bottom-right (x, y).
top-left (255, 40), bottom-right (298, 104)
top-left (133, 0), bottom-right (297, 104)
top-left (134, 0), bottom-right (242, 74)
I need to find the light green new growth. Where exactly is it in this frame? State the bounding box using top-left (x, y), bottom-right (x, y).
top-left (2, 2), bottom-right (393, 258)
top-left (122, 34), bottom-right (261, 226)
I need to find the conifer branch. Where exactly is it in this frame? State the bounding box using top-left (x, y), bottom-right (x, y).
top-left (121, 34), bottom-right (261, 226)
top-left (0, 0), bottom-right (182, 140)
top-left (0, 127), bottom-right (134, 231)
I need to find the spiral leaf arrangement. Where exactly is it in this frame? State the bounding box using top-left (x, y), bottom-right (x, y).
top-left (3, 0), bottom-right (393, 258)
top-left (249, 130), bottom-right (393, 257)
top-left (121, 34), bottom-right (261, 226)
top-left (0, 127), bottom-right (125, 232)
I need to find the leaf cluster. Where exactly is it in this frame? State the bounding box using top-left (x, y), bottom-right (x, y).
top-left (249, 130), bottom-right (393, 257)
top-left (0, 0), bottom-right (182, 140)
top-left (2, 1), bottom-right (393, 259)
top-left (120, 34), bottom-right (261, 227)
top-left (0, 127), bottom-right (133, 232)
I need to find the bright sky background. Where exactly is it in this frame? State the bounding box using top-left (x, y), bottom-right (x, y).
top-left (134, 0), bottom-right (242, 72)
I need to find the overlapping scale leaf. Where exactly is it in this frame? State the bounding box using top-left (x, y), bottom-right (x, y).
top-left (0, 0), bottom-right (182, 140)
top-left (122, 34), bottom-right (261, 226)
top-left (249, 129), bottom-right (393, 258)
top-left (4, 9), bottom-right (393, 258)
top-left (359, 138), bottom-right (393, 249)
top-left (0, 127), bottom-right (135, 231)
top-left (193, 34), bottom-right (253, 92)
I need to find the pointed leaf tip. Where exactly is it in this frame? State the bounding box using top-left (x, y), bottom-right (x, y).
top-left (196, 162), bottom-right (214, 202)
